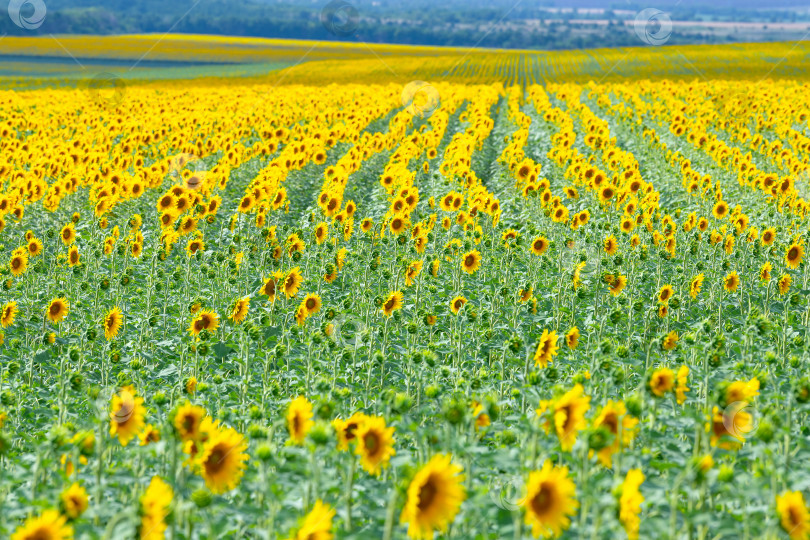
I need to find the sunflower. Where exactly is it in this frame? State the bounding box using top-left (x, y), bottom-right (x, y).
top-left (287, 396), bottom-right (313, 445)
top-left (230, 296), bottom-right (250, 324)
top-left (776, 491), bottom-right (810, 540)
top-left (283, 267), bottom-right (303, 298)
top-left (9, 251), bottom-right (28, 276)
top-left (140, 476), bottom-right (173, 540)
top-left (536, 384), bottom-right (590, 451)
top-left (196, 425), bottom-right (249, 494)
top-left (173, 402), bottom-right (206, 441)
top-left (66, 246), bottom-right (80, 266)
top-left (709, 405), bottom-right (752, 449)
top-left (779, 274), bottom-right (792, 295)
top-left (60, 222), bottom-right (76, 245)
top-left (657, 284), bottom-right (674, 303)
top-left (760, 261), bottom-right (772, 283)
top-left (530, 236), bottom-right (549, 256)
top-left (1, 301), bottom-right (17, 328)
top-left (724, 377), bottom-right (760, 405)
top-left (619, 469), bottom-right (645, 540)
top-left (139, 424), bottom-right (161, 446)
top-left (522, 459), bottom-right (579, 538)
top-left (572, 261), bottom-right (586, 290)
top-left (46, 297), bottom-right (69, 324)
top-left (405, 260), bottom-right (423, 286)
top-left (333, 412), bottom-right (367, 451)
top-left (104, 306), bottom-right (123, 340)
top-left (723, 271), bottom-right (739, 292)
top-left (288, 500), bottom-right (336, 540)
top-left (109, 385), bottom-right (146, 446)
top-left (533, 329), bottom-right (559, 368)
top-left (260, 272), bottom-right (283, 302)
top-left (382, 291), bottom-right (404, 317)
top-left (60, 482), bottom-right (88, 519)
top-left (400, 454), bottom-right (466, 540)
top-left (661, 330), bottom-right (678, 351)
top-left (188, 309), bottom-right (219, 337)
top-left (592, 401), bottom-right (638, 468)
top-left (761, 227), bottom-right (776, 246)
top-left (302, 293), bottom-right (322, 316)
top-left (565, 327), bottom-right (579, 349)
top-left (786, 243), bottom-right (805, 269)
top-left (603, 235), bottom-right (618, 255)
top-left (449, 295), bottom-right (467, 315)
top-left (354, 415), bottom-right (396, 476)
top-left (11, 510), bottom-right (73, 540)
top-left (689, 274), bottom-right (704, 299)
top-left (27, 238), bottom-right (43, 257)
top-left (675, 366), bottom-right (690, 405)
top-left (712, 200), bottom-right (729, 220)
top-left (460, 250), bottom-right (481, 274)
top-left (649, 367), bottom-right (675, 396)
top-left (608, 274), bottom-right (627, 296)
top-left (186, 237), bottom-right (204, 256)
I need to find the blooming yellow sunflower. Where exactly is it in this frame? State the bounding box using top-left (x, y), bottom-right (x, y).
top-left (230, 296), bottom-right (250, 324)
top-left (779, 274), bottom-right (792, 295)
top-left (619, 469), bottom-right (644, 540)
top-left (689, 274), bottom-right (704, 299)
top-left (522, 459), bottom-right (579, 538)
top-left (287, 499), bottom-right (335, 540)
top-left (46, 297), bottom-right (70, 324)
top-left (536, 384), bottom-right (590, 451)
top-left (11, 510), bottom-right (73, 540)
top-left (196, 425), bottom-right (249, 494)
top-left (104, 306), bottom-right (123, 340)
top-left (140, 476), bottom-right (173, 540)
top-left (530, 236), bottom-right (549, 256)
top-left (60, 482), bottom-right (88, 520)
top-left (533, 329), bottom-right (559, 369)
top-left (603, 235), bottom-right (618, 256)
top-left (723, 271), bottom-right (739, 292)
top-left (460, 250), bottom-right (481, 274)
top-left (173, 402), bottom-right (207, 441)
top-left (287, 396), bottom-right (314, 445)
top-left (1, 300), bottom-right (17, 328)
top-left (188, 309), bottom-right (219, 337)
top-left (333, 412), bottom-right (368, 451)
top-left (565, 327), bottom-right (579, 349)
top-left (382, 291), bottom-right (404, 317)
top-left (786, 243), bottom-right (804, 269)
top-left (9, 251), bottom-right (28, 276)
top-left (776, 491), bottom-right (810, 540)
top-left (60, 222), bottom-right (76, 245)
top-left (400, 454), bottom-right (466, 540)
top-left (449, 295), bottom-right (467, 315)
top-left (354, 415), bottom-right (396, 476)
top-left (649, 367), bottom-right (675, 396)
top-left (657, 284), bottom-right (674, 303)
top-left (283, 267), bottom-right (303, 298)
top-left (109, 385), bottom-right (146, 446)
top-left (591, 401), bottom-right (638, 468)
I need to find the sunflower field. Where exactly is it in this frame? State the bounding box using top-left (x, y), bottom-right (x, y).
top-left (2, 70), bottom-right (810, 540)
